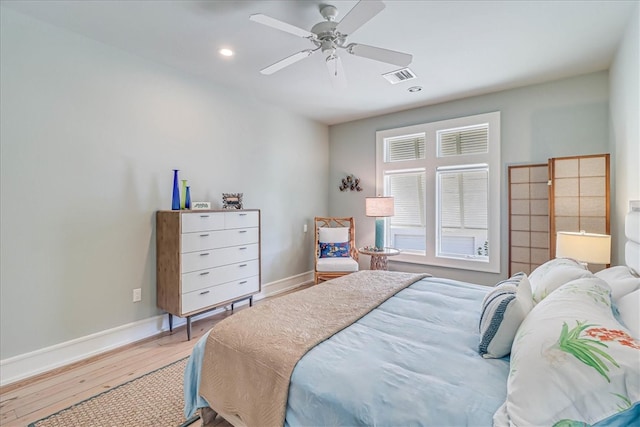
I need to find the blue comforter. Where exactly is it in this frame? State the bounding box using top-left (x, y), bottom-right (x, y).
top-left (186, 276), bottom-right (510, 426)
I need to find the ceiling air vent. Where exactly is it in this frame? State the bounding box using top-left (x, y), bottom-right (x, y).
top-left (382, 68), bottom-right (417, 84)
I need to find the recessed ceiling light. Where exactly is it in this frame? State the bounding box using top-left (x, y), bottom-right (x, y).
top-left (219, 48), bottom-right (234, 57)
top-left (408, 86), bottom-right (422, 92)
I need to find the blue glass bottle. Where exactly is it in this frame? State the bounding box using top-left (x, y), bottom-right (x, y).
top-left (185, 186), bottom-right (191, 209)
top-left (171, 169), bottom-right (180, 210)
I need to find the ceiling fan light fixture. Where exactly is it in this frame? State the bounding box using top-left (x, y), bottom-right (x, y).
top-left (250, 0), bottom-right (410, 86)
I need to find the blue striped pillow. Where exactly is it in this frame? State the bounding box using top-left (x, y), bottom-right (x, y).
top-left (479, 272), bottom-right (534, 358)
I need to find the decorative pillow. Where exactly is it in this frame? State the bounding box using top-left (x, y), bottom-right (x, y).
top-left (529, 257), bottom-right (592, 303)
top-left (595, 266), bottom-right (640, 302)
top-left (617, 289), bottom-right (640, 338)
top-left (319, 242), bottom-right (350, 258)
top-left (478, 272), bottom-right (534, 359)
top-left (318, 227), bottom-right (349, 244)
top-left (493, 276), bottom-right (640, 426)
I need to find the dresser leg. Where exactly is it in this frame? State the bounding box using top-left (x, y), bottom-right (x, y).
top-left (249, 296), bottom-right (253, 307)
top-left (187, 316), bottom-right (192, 341)
top-left (231, 303), bottom-right (235, 312)
top-left (168, 314), bottom-right (173, 332)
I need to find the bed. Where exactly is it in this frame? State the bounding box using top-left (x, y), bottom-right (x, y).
top-left (184, 201), bottom-right (640, 426)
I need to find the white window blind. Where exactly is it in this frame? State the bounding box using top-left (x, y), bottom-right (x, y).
top-left (438, 125), bottom-right (488, 157)
top-left (438, 169), bottom-right (488, 230)
top-left (387, 171), bottom-right (426, 228)
top-left (385, 133), bottom-right (425, 162)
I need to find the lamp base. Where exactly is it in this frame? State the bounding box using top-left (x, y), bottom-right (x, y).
top-left (375, 218), bottom-right (384, 250)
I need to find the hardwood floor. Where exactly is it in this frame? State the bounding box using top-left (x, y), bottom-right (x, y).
top-left (0, 285), bottom-right (309, 427)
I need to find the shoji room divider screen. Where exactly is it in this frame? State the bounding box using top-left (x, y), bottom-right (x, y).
top-left (508, 153), bottom-right (610, 275)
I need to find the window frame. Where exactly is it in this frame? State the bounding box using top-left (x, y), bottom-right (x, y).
top-left (375, 111), bottom-right (501, 273)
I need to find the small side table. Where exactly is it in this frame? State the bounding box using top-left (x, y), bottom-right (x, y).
top-left (358, 247), bottom-right (401, 270)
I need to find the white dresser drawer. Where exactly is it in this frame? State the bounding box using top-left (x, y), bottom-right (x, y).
top-left (181, 230), bottom-right (219, 253)
top-left (225, 211), bottom-right (259, 229)
top-left (182, 212), bottom-right (224, 233)
top-left (216, 228), bottom-right (259, 247)
top-left (181, 228), bottom-right (258, 253)
top-left (208, 243), bottom-right (259, 267)
top-left (181, 259), bottom-right (260, 294)
top-left (181, 244), bottom-right (259, 273)
top-left (182, 276), bottom-right (260, 314)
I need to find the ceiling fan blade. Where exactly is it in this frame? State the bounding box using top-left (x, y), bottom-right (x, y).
top-left (260, 50), bottom-right (315, 75)
top-left (250, 14), bottom-right (316, 39)
top-left (336, 0), bottom-right (385, 35)
top-left (347, 43), bottom-right (413, 67)
top-left (325, 55), bottom-right (347, 89)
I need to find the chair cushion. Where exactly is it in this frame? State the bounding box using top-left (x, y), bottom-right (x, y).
top-left (316, 257), bottom-right (359, 272)
top-left (320, 242), bottom-right (351, 258)
top-left (318, 227), bottom-right (349, 243)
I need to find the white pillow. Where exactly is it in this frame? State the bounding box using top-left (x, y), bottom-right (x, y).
top-left (529, 257), bottom-right (592, 303)
top-left (318, 227), bottom-right (349, 243)
top-left (595, 266), bottom-right (640, 302)
top-left (478, 272), bottom-right (534, 359)
top-left (494, 276), bottom-right (640, 426)
top-left (617, 289), bottom-right (640, 338)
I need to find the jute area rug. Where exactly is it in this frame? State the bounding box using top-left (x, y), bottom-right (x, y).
top-left (28, 357), bottom-right (229, 427)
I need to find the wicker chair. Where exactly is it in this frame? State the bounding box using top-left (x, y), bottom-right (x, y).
top-left (314, 217), bottom-right (359, 284)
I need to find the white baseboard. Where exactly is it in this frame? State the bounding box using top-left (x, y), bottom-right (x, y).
top-left (258, 271), bottom-right (313, 299)
top-left (0, 272), bottom-right (313, 387)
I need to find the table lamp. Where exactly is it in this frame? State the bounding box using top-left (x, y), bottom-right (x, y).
top-left (556, 230), bottom-right (611, 267)
top-left (366, 196), bottom-right (395, 250)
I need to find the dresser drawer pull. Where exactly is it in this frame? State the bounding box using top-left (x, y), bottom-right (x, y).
top-left (239, 213), bottom-right (247, 216)
top-left (199, 215), bottom-right (210, 218)
top-left (239, 264), bottom-right (247, 267)
top-left (200, 252), bottom-right (210, 256)
top-left (199, 271), bottom-right (210, 276)
top-left (199, 234), bottom-right (210, 237)
top-left (239, 230), bottom-right (247, 233)
top-left (239, 281), bottom-right (248, 285)
top-left (200, 290), bottom-right (210, 295)
top-left (239, 247), bottom-right (247, 250)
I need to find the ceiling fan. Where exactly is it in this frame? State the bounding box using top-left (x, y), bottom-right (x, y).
top-left (249, 0), bottom-right (413, 87)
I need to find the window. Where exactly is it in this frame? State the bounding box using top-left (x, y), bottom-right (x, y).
top-left (375, 112), bottom-right (501, 273)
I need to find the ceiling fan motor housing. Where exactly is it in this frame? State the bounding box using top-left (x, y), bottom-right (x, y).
top-left (311, 21), bottom-right (346, 52)
top-left (320, 5), bottom-right (339, 21)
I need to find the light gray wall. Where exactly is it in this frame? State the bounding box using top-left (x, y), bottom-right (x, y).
top-left (0, 8), bottom-right (328, 359)
top-left (329, 72), bottom-right (610, 285)
top-left (610, 5), bottom-right (640, 265)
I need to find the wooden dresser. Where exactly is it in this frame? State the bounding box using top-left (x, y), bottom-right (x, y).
top-left (156, 209), bottom-right (261, 339)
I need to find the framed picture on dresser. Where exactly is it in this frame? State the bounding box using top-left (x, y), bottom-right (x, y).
top-left (222, 193), bottom-right (243, 209)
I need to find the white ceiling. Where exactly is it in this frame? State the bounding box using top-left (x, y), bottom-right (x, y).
top-left (3, 0), bottom-right (636, 125)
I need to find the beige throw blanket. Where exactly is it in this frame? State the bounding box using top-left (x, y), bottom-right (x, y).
top-left (199, 270), bottom-right (429, 427)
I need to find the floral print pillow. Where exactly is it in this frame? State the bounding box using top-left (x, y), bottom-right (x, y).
top-left (319, 242), bottom-right (350, 258)
top-left (493, 277), bottom-right (640, 426)
top-left (528, 257), bottom-right (592, 303)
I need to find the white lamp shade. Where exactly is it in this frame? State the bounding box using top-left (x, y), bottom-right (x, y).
top-left (556, 231), bottom-right (611, 264)
top-left (366, 197), bottom-right (395, 217)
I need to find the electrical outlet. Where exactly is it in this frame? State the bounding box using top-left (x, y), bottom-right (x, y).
top-left (133, 288), bottom-right (142, 302)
